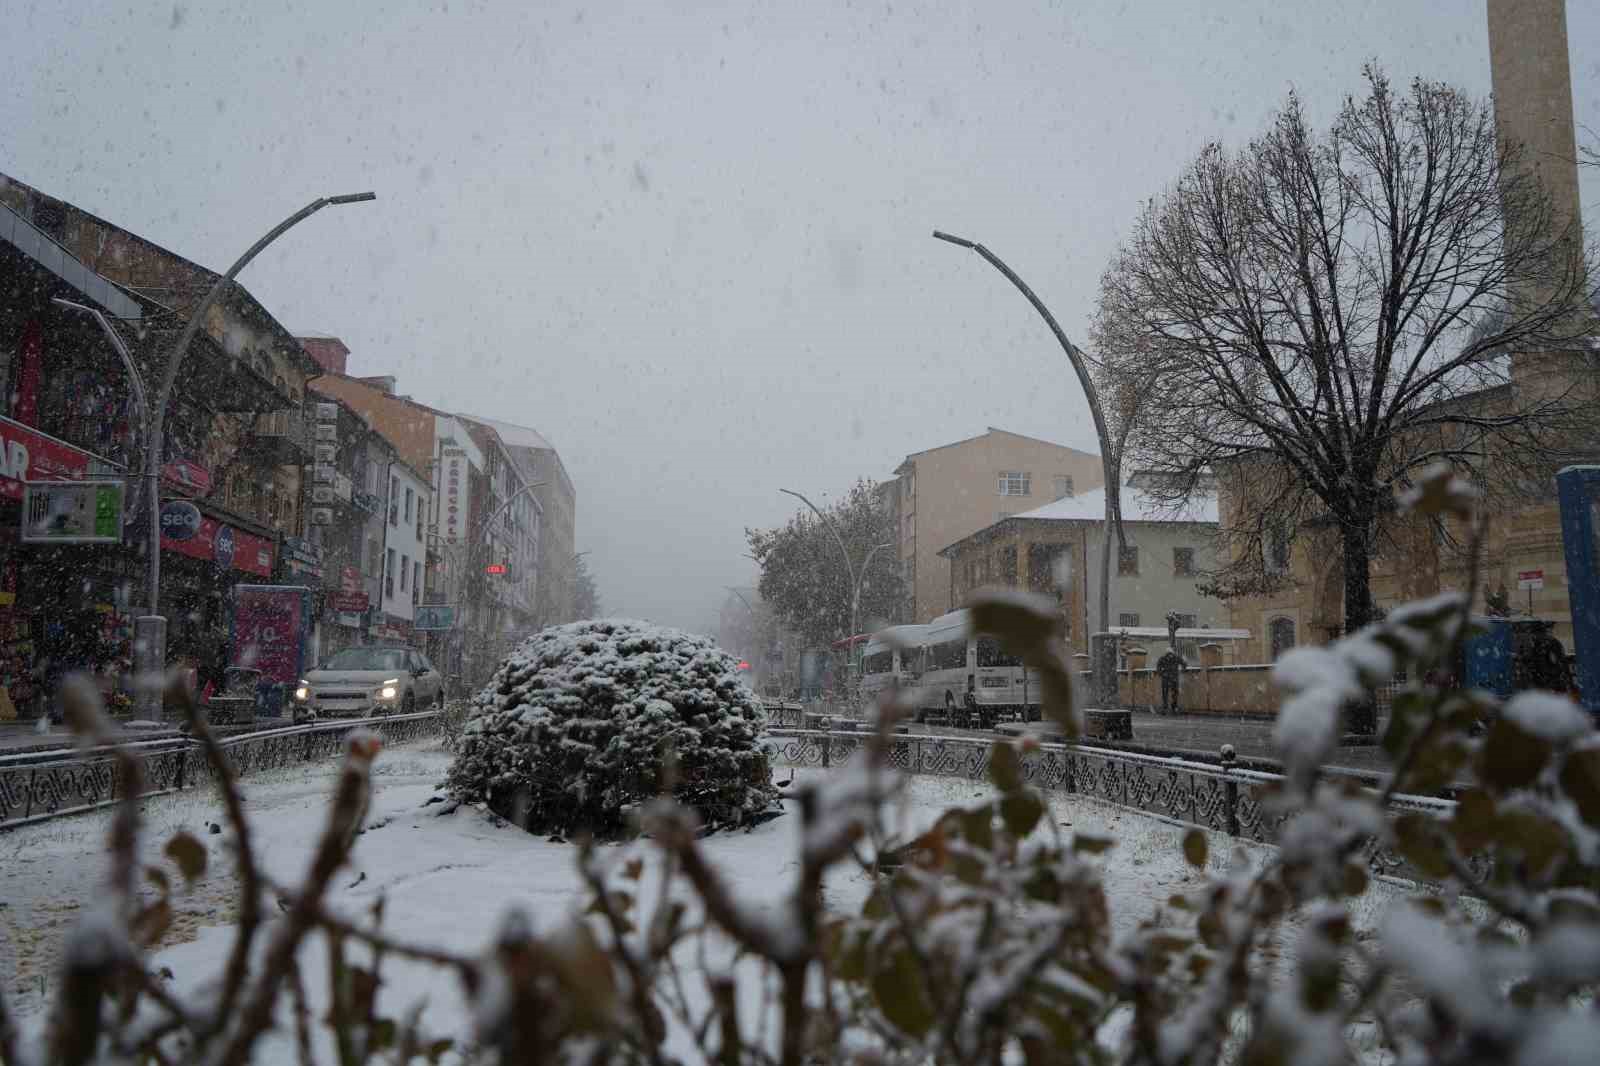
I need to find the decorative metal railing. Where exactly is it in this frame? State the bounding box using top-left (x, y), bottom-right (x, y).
top-left (764, 728), bottom-right (1456, 884)
top-left (0, 711), bottom-right (449, 831)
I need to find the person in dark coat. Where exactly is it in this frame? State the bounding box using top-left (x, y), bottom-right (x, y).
top-left (1156, 646), bottom-right (1186, 714)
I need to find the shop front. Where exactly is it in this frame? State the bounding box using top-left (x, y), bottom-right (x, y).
top-left (158, 500), bottom-right (279, 684)
top-left (0, 415), bottom-right (132, 721)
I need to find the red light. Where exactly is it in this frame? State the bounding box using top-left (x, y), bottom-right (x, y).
top-left (737, 660), bottom-right (751, 671)
top-left (484, 563), bottom-right (507, 574)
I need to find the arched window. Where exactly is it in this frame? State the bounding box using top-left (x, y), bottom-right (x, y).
top-left (1269, 617), bottom-right (1297, 660)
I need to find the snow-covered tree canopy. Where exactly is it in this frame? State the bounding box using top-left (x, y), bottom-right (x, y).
top-left (446, 619), bottom-right (779, 838)
top-left (746, 478), bottom-right (906, 647)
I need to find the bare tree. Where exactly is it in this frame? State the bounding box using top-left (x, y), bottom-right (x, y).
top-left (1094, 66), bottom-right (1596, 633)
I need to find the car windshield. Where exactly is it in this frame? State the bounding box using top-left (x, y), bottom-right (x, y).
top-left (319, 649), bottom-right (407, 673)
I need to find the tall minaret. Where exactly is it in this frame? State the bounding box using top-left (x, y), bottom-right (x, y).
top-left (1486, 0), bottom-right (1586, 338)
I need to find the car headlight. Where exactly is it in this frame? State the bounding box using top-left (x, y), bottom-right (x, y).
top-left (294, 681), bottom-right (311, 701)
top-left (378, 679), bottom-right (400, 700)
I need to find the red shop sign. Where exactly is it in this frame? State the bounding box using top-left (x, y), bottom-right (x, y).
top-left (161, 459), bottom-right (213, 496)
top-left (0, 414), bottom-right (118, 501)
top-left (161, 512), bottom-right (276, 576)
top-left (330, 591), bottom-right (369, 612)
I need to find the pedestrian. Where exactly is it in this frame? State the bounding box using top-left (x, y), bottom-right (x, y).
top-left (1157, 645), bottom-right (1186, 714)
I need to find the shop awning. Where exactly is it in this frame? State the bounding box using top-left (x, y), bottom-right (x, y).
top-left (0, 203), bottom-right (144, 321)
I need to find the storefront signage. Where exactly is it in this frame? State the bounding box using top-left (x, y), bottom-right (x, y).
top-left (337, 611), bottom-right (363, 628)
top-left (1517, 568), bottom-right (1545, 591)
top-left (282, 536), bottom-right (324, 581)
top-left (161, 459), bottom-right (212, 496)
top-left (0, 414), bottom-right (122, 502)
top-left (20, 481), bottom-right (124, 543)
top-left (340, 566), bottom-right (363, 594)
top-left (442, 448), bottom-right (465, 543)
top-left (160, 500), bottom-right (203, 542)
top-left (331, 591), bottom-right (369, 612)
top-left (162, 512), bottom-right (275, 576)
top-left (414, 604), bottom-right (456, 631)
top-left (231, 585), bottom-right (312, 684)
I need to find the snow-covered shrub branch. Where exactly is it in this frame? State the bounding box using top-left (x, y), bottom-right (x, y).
top-left (8, 467), bottom-right (1600, 1064)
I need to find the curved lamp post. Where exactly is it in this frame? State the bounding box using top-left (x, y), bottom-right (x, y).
top-left (932, 229), bottom-right (1126, 705)
top-left (122, 192), bottom-right (376, 716)
top-left (49, 298), bottom-right (150, 520)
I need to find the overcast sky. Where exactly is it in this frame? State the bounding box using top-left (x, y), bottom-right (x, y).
top-left (6, 0), bottom-right (1597, 632)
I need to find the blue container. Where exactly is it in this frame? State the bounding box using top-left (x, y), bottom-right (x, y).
top-left (1461, 617), bottom-right (1513, 698)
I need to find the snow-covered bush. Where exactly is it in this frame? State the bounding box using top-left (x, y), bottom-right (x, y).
top-left (445, 619), bottom-right (779, 837)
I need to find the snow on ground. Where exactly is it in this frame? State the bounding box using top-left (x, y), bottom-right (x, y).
top-left (1, 738), bottom-right (1409, 1062)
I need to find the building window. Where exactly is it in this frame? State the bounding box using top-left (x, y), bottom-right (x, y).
top-left (1174, 612), bottom-right (1198, 631)
top-left (368, 538), bottom-right (381, 578)
top-left (1174, 547), bottom-right (1196, 577)
top-left (389, 475), bottom-right (399, 525)
top-left (404, 487), bottom-right (413, 523)
top-left (1027, 542), bottom-right (1068, 594)
top-left (1118, 545), bottom-right (1139, 576)
top-left (1053, 475), bottom-right (1074, 500)
top-left (400, 554), bottom-right (409, 592)
top-left (1118, 612), bottom-right (1141, 628)
top-left (385, 548), bottom-right (396, 598)
top-left (1270, 617), bottom-right (1297, 660)
top-left (998, 471), bottom-right (1031, 497)
top-left (413, 562), bottom-right (422, 603)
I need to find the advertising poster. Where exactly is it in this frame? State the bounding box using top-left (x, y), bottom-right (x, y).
top-left (231, 585), bottom-right (312, 684)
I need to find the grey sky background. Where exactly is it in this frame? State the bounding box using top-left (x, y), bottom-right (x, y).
top-left (6, 0), bottom-right (1597, 632)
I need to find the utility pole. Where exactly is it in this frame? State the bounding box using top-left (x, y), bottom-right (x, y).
top-left (777, 488), bottom-right (890, 693)
top-left (932, 229), bottom-right (1126, 707)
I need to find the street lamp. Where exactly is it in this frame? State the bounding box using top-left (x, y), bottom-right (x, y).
top-left (133, 192), bottom-right (376, 716)
top-left (776, 488), bottom-right (891, 688)
top-left (49, 299), bottom-right (150, 517)
top-left (932, 229), bottom-right (1126, 706)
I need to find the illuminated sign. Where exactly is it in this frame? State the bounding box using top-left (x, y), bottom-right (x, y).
top-left (484, 563), bottom-right (507, 575)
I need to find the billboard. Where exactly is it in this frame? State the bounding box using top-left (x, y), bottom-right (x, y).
top-left (231, 585), bottom-right (313, 684)
top-left (21, 481), bottom-right (124, 543)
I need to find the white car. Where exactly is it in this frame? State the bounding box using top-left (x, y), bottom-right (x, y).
top-left (292, 646), bottom-right (445, 723)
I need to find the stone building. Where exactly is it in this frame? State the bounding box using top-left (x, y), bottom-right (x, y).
top-left (940, 475), bottom-right (1224, 659)
top-left (1217, 0), bottom-right (1596, 666)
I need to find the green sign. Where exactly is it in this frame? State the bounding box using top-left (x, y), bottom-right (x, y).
top-left (414, 604), bottom-right (457, 631)
top-left (21, 481), bottom-right (125, 544)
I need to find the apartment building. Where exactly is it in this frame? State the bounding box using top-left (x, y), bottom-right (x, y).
top-left (880, 427), bottom-right (1103, 621)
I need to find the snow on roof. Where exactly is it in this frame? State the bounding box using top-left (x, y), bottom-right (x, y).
top-left (461, 414), bottom-right (556, 452)
top-left (1012, 485), bottom-right (1219, 524)
top-left (434, 416), bottom-right (487, 470)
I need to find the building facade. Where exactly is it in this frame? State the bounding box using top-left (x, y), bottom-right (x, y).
top-left (881, 427), bottom-right (1104, 622)
top-left (0, 173), bottom-right (323, 715)
top-left (941, 479), bottom-right (1224, 658)
top-left (460, 415), bottom-right (576, 625)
